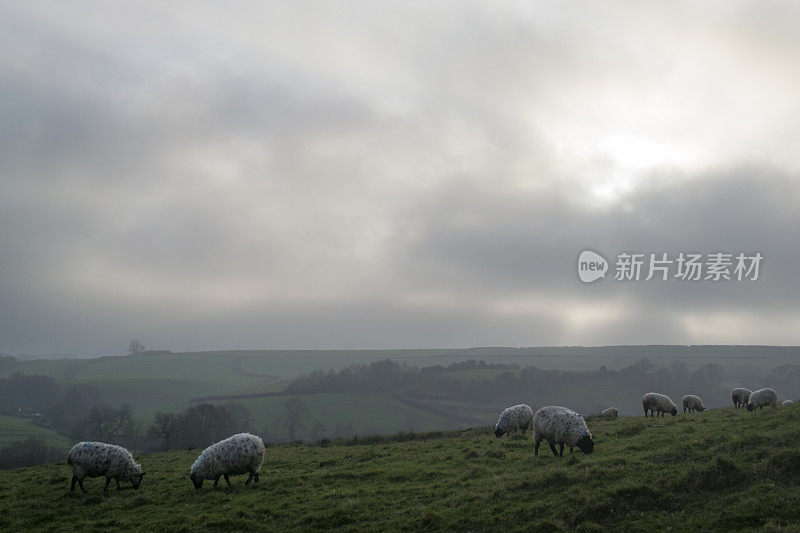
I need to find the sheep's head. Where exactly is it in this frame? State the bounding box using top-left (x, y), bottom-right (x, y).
top-left (747, 403), bottom-right (755, 412)
top-left (576, 435), bottom-right (594, 454)
top-left (132, 472), bottom-right (145, 489)
top-left (190, 473), bottom-right (203, 489)
top-left (698, 406), bottom-right (705, 411)
top-left (494, 426), bottom-right (505, 438)
top-left (670, 407), bottom-right (678, 416)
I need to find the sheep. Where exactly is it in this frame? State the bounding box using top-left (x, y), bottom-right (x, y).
top-left (67, 441), bottom-right (145, 493)
top-left (642, 392), bottom-right (678, 417)
top-left (190, 433), bottom-right (265, 489)
top-left (782, 400), bottom-right (794, 406)
top-left (601, 407), bottom-right (619, 418)
top-left (731, 388), bottom-right (752, 409)
top-left (533, 405), bottom-right (594, 457)
top-left (682, 395), bottom-right (705, 413)
top-left (747, 388), bottom-right (778, 411)
top-left (494, 404), bottom-right (534, 437)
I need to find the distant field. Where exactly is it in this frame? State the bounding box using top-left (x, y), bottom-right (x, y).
top-left (221, 393), bottom-right (453, 438)
top-left (3, 346), bottom-right (800, 446)
top-left (83, 378), bottom-right (233, 416)
top-left (3, 406), bottom-right (800, 530)
top-left (0, 416), bottom-right (71, 449)
top-left (7, 346), bottom-right (800, 384)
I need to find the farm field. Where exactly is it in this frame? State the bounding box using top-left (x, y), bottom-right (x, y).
top-left (0, 416), bottom-right (71, 449)
top-left (221, 393), bottom-right (453, 438)
top-left (8, 346), bottom-right (800, 384)
top-left (2, 406), bottom-right (800, 530)
top-left (3, 345), bottom-right (800, 447)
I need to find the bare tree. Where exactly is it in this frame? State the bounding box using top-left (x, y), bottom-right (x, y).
top-left (311, 420), bottom-right (326, 441)
top-left (128, 340), bottom-right (145, 355)
top-left (277, 399), bottom-right (310, 441)
top-left (121, 415), bottom-right (143, 450)
top-left (77, 404), bottom-right (134, 442)
top-left (174, 403), bottom-right (252, 448)
top-left (149, 411), bottom-right (179, 450)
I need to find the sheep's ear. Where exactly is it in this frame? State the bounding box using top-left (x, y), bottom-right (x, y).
top-left (140, 472), bottom-right (146, 477)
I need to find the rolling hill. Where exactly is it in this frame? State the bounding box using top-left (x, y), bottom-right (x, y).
top-left (2, 405), bottom-right (800, 530)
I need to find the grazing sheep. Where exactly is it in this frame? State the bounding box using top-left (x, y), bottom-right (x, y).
top-left (67, 442), bottom-right (145, 493)
top-left (783, 400), bottom-right (794, 406)
top-left (747, 388), bottom-right (778, 411)
top-left (731, 388), bottom-right (752, 409)
top-left (494, 404), bottom-right (534, 437)
top-left (642, 392), bottom-right (678, 417)
top-left (601, 407), bottom-right (619, 418)
top-left (533, 406), bottom-right (594, 457)
top-left (190, 433), bottom-right (265, 489)
top-left (682, 395), bottom-right (705, 413)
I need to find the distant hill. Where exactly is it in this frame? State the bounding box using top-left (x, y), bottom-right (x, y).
top-left (2, 345), bottom-right (800, 450)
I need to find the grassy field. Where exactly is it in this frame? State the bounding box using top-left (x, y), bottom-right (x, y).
top-left (221, 393), bottom-right (453, 437)
top-left (0, 416), bottom-right (71, 449)
top-left (2, 405), bottom-right (800, 530)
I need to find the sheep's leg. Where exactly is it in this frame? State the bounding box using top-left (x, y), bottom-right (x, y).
top-left (548, 442), bottom-right (558, 457)
top-left (570, 446), bottom-right (574, 454)
top-left (78, 478), bottom-right (87, 494)
top-left (223, 474), bottom-right (231, 486)
top-left (115, 477), bottom-right (121, 490)
top-left (558, 443), bottom-right (565, 456)
top-left (534, 439), bottom-right (541, 455)
top-left (254, 473), bottom-right (260, 483)
top-left (213, 475), bottom-right (221, 488)
top-left (245, 472), bottom-right (254, 485)
top-left (104, 477), bottom-right (112, 492)
top-left (71, 476), bottom-right (77, 492)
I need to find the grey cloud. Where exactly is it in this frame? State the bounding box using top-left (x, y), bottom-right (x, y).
top-left (1, 2), bottom-right (800, 354)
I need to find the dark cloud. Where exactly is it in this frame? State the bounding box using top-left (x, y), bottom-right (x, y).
top-left (1, 1), bottom-right (800, 354)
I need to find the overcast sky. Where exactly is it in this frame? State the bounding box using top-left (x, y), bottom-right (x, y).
top-left (2, 1), bottom-right (800, 355)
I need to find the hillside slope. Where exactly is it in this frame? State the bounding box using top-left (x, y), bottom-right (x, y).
top-left (2, 406), bottom-right (800, 530)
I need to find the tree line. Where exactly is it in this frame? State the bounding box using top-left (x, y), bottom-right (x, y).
top-left (285, 357), bottom-right (742, 413)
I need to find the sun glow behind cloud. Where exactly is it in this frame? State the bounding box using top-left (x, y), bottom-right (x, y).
top-left (2, 1), bottom-right (800, 353)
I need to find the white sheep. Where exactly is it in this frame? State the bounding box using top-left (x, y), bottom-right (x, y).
top-left (782, 400), bottom-right (794, 406)
top-left (67, 441), bottom-right (145, 493)
top-left (533, 406), bottom-right (594, 457)
top-left (731, 388), bottom-right (752, 409)
top-left (682, 395), bottom-right (705, 413)
top-left (190, 433), bottom-right (265, 489)
top-left (494, 404), bottom-right (534, 437)
top-left (747, 388), bottom-right (778, 411)
top-left (601, 407), bottom-right (619, 418)
top-left (642, 392), bottom-right (678, 417)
